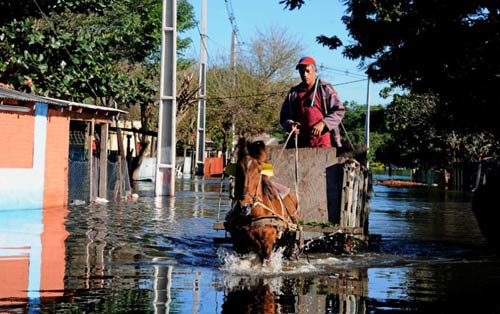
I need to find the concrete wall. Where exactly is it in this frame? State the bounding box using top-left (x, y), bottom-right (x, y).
top-left (43, 109), bottom-right (70, 208)
top-left (0, 105), bottom-right (34, 168)
top-left (0, 103), bottom-right (48, 209)
top-left (0, 103), bottom-right (70, 210)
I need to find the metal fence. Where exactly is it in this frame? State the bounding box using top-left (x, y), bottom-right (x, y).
top-left (68, 160), bottom-right (90, 202)
top-left (68, 157), bottom-right (130, 203)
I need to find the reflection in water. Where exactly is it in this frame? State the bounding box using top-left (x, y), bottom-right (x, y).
top-left (0, 206), bottom-right (68, 309)
top-left (153, 259), bottom-right (172, 314)
top-left (222, 269), bottom-right (368, 314)
top-left (219, 247), bottom-right (369, 313)
top-left (222, 278), bottom-right (279, 314)
top-left (84, 205), bottom-right (107, 289)
top-left (2, 176), bottom-right (500, 313)
top-left (155, 195), bottom-right (176, 223)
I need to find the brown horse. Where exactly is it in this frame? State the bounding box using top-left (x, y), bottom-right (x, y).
top-left (224, 138), bottom-right (301, 263)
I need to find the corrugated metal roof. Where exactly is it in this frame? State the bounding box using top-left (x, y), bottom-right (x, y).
top-left (0, 87), bottom-right (127, 114)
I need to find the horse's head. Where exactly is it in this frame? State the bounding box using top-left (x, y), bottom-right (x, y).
top-left (234, 140), bottom-right (268, 214)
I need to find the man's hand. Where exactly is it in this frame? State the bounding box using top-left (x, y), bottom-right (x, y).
top-left (291, 122), bottom-right (301, 134)
top-left (311, 120), bottom-right (325, 136)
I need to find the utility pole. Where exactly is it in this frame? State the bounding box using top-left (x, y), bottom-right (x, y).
top-left (225, 0), bottom-right (240, 163)
top-left (195, 0), bottom-right (207, 176)
top-left (365, 77), bottom-right (371, 168)
top-left (155, 0), bottom-right (177, 196)
top-left (228, 31), bottom-right (236, 162)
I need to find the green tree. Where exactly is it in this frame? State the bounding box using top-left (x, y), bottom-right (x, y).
top-left (0, 0), bottom-right (197, 180)
top-left (279, 0), bottom-right (500, 181)
top-left (384, 93), bottom-right (448, 169)
top-left (0, 0), bottom-right (194, 101)
top-left (341, 101), bottom-right (389, 162)
top-left (380, 92), bottom-right (500, 174)
top-left (341, 101), bottom-right (365, 145)
top-left (281, 0), bottom-right (500, 136)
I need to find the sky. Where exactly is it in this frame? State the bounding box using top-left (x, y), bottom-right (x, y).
top-left (184, 0), bottom-right (393, 106)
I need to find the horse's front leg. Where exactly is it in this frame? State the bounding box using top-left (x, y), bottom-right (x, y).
top-left (251, 226), bottom-right (277, 262)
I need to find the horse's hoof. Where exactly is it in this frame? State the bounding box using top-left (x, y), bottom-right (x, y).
top-left (287, 253), bottom-right (299, 261)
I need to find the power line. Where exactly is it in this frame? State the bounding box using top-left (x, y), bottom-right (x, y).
top-left (333, 78), bottom-right (368, 86)
top-left (195, 21), bottom-right (212, 65)
top-left (224, 0), bottom-right (244, 45)
top-left (207, 78), bottom-right (367, 101)
top-left (209, 90), bottom-right (287, 100)
top-left (319, 63), bottom-right (368, 79)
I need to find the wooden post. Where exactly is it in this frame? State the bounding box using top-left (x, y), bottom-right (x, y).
top-left (99, 123), bottom-right (108, 199)
top-left (340, 166), bottom-right (348, 227)
top-left (345, 168), bottom-right (354, 227)
top-left (116, 126), bottom-right (125, 199)
top-left (363, 171), bottom-right (370, 234)
top-left (351, 171), bottom-right (360, 227)
top-left (357, 171), bottom-right (365, 227)
top-left (88, 119), bottom-right (95, 202)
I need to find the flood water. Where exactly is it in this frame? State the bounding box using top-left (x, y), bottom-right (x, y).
top-left (1, 173), bottom-right (500, 313)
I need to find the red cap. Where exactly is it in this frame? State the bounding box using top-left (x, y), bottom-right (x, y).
top-left (296, 56), bottom-right (316, 69)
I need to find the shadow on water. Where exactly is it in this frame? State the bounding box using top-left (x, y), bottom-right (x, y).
top-left (1, 175), bottom-right (500, 313)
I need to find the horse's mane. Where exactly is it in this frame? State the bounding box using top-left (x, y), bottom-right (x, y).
top-left (261, 177), bottom-right (278, 200)
top-left (236, 137), bottom-right (249, 162)
top-left (236, 137), bottom-right (277, 200)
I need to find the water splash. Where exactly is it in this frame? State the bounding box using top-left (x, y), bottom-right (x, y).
top-left (217, 247), bottom-right (322, 276)
top-left (218, 247), bottom-right (285, 274)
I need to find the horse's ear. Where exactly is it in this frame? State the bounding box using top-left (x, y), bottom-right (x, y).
top-left (248, 140), bottom-right (267, 162)
top-left (237, 137), bottom-right (246, 148)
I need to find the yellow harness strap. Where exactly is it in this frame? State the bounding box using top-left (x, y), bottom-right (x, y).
top-left (224, 162), bottom-right (274, 177)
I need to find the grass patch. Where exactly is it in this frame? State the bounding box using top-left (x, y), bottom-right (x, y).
top-left (299, 221), bottom-right (339, 228)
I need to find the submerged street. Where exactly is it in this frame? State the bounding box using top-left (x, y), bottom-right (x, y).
top-left (1, 173), bottom-right (499, 313)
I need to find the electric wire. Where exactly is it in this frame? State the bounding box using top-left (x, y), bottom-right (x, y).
top-left (224, 0), bottom-right (244, 45)
top-left (319, 64), bottom-right (368, 79)
top-left (207, 78), bottom-right (368, 101)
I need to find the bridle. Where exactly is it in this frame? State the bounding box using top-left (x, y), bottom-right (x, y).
top-left (235, 157), bottom-right (263, 214)
top-left (236, 157), bottom-right (298, 230)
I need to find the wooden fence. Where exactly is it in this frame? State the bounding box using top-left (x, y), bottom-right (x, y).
top-left (340, 159), bottom-right (370, 234)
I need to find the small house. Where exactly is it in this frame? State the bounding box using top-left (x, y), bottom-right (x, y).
top-left (0, 87), bottom-right (127, 210)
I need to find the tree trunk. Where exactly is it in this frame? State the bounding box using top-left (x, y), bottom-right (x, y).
top-left (131, 140), bottom-right (150, 181)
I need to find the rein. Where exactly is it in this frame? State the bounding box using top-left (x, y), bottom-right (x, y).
top-left (277, 132), bottom-right (304, 248)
